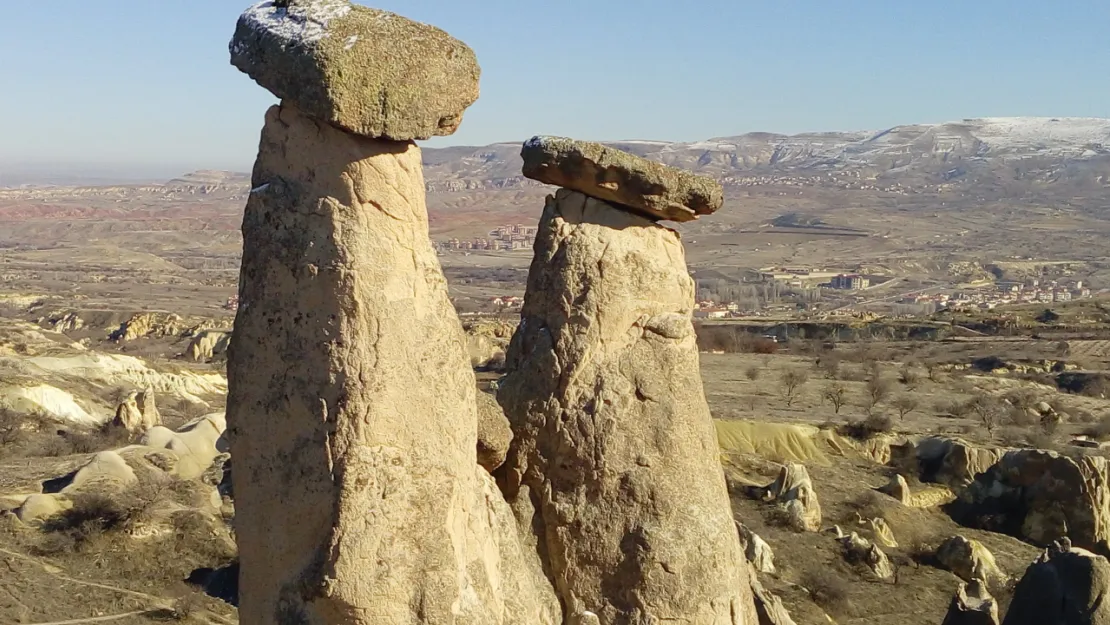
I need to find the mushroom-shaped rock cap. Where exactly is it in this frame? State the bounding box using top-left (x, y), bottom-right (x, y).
top-left (230, 0), bottom-right (480, 140)
top-left (521, 136), bottom-right (724, 222)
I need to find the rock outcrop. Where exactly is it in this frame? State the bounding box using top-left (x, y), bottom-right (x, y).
top-left (230, 0), bottom-right (480, 140)
top-left (109, 312), bottom-right (184, 342)
top-left (895, 437), bottom-right (1002, 488)
top-left (936, 536), bottom-right (1008, 589)
top-left (521, 136), bottom-right (724, 222)
top-left (758, 463), bottom-right (822, 532)
top-left (226, 6), bottom-right (558, 623)
top-left (950, 449), bottom-right (1110, 553)
top-left (737, 522), bottom-right (776, 574)
top-left (942, 580), bottom-right (1000, 625)
top-left (1002, 540), bottom-right (1110, 625)
top-left (498, 182), bottom-right (755, 622)
top-left (112, 389), bottom-right (161, 435)
top-left (185, 329), bottom-right (231, 362)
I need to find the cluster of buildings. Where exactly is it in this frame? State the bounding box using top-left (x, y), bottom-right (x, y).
top-left (692, 300), bottom-right (744, 319)
top-left (757, 266), bottom-right (874, 291)
top-left (899, 279), bottom-right (1092, 311)
top-left (720, 171), bottom-right (915, 195)
top-left (436, 224), bottom-right (538, 252)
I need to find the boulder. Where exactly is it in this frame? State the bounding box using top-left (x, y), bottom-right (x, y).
top-left (185, 329), bottom-right (231, 362)
top-left (520, 136), bottom-right (724, 222)
top-left (226, 103), bottom-right (559, 624)
top-left (230, 0), bottom-right (480, 140)
top-left (498, 188), bottom-right (756, 623)
top-left (1002, 540), bottom-right (1110, 625)
top-left (839, 531), bottom-right (895, 580)
top-left (475, 389), bottom-right (512, 472)
top-left (760, 463), bottom-right (821, 532)
top-left (737, 521), bottom-right (776, 574)
top-left (951, 449), bottom-right (1110, 553)
top-left (936, 536), bottom-right (1008, 590)
top-left (941, 580), bottom-right (1000, 625)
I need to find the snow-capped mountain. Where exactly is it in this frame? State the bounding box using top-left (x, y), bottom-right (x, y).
top-left (422, 117), bottom-right (1110, 189)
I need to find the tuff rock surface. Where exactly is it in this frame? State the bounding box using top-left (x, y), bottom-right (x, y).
top-left (520, 136), bottom-right (724, 222)
top-left (951, 448), bottom-right (1110, 553)
top-left (226, 103), bottom-right (558, 625)
top-left (230, 0), bottom-right (480, 140)
top-left (498, 188), bottom-right (756, 623)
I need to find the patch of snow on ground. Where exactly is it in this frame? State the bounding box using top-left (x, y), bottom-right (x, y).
top-left (240, 0), bottom-right (351, 47)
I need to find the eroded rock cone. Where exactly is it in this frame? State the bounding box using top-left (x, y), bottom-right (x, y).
top-left (498, 187), bottom-right (756, 624)
top-left (942, 580), bottom-right (1000, 625)
top-left (1002, 540), bottom-right (1110, 625)
top-left (226, 104), bottom-right (559, 624)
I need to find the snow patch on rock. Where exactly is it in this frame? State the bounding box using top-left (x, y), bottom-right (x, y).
top-left (240, 0), bottom-right (351, 47)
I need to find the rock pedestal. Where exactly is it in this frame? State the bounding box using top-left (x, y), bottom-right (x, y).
top-left (1002, 541), bottom-right (1110, 625)
top-left (942, 580), bottom-right (1000, 625)
top-left (498, 186), bottom-right (756, 624)
top-left (227, 103), bottom-right (558, 625)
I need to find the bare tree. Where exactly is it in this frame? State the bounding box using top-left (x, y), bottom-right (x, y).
top-left (780, 368), bottom-right (810, 407)
top-left (969, 394), bottom-right (1005, 438)
top-left (864, 376), bottom-right (893, 416)
top-left (822, 383), bottom-right (847, 414)
top-left (892, 395), bottom-right (919, 421)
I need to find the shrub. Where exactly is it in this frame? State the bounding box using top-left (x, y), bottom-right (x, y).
top-left (898, 365), bottom-right (921, 390)
top-left (840, 414), bottom-right (894, 440)
top-left (1082, 415), bottom-right (1110, 441)
top-left (745, 365), bottom-right (761, 382)
top-left (0, 408), bottom-right (24, 446)
top-left (801, 568), bottom-right (851, 613)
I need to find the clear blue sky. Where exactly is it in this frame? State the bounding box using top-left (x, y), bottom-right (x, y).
top-left (1, 0), bottom-right (1107, 176)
